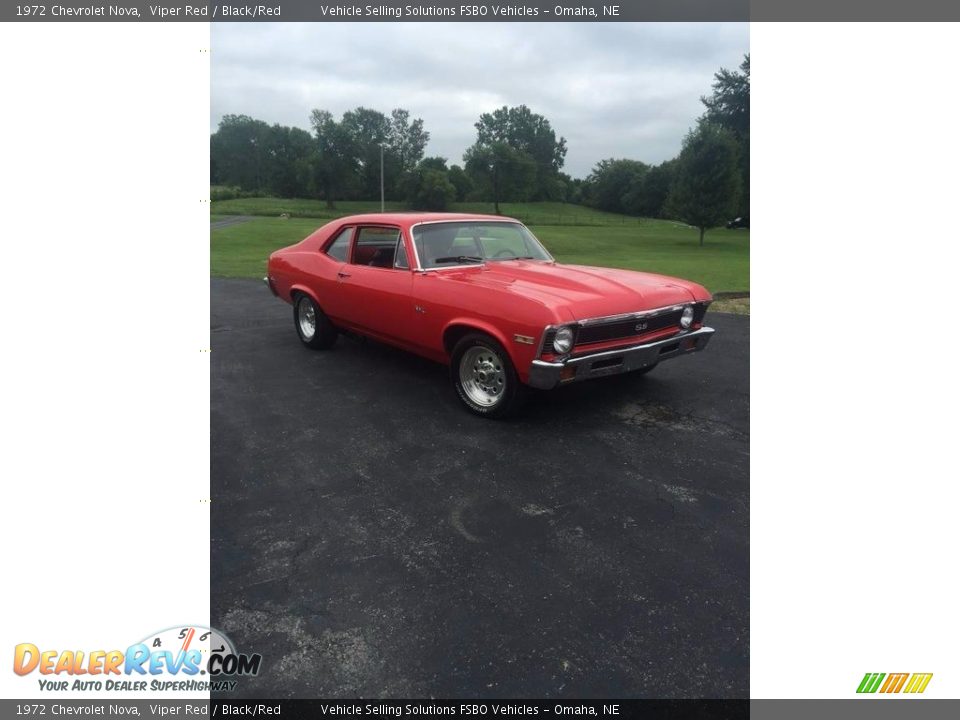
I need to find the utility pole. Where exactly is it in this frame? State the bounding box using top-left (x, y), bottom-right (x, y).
top-left (380, 144), bottom-right (385, 212)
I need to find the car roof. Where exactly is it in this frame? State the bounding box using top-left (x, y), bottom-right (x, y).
top-left (330, 212), bottom-right (520, 229)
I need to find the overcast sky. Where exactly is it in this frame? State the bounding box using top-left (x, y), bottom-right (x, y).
top-left (211, 23), bottom-right (748, 179)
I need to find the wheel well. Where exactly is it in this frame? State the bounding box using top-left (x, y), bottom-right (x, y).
top-left (290, 289), bottom-right (316, 308)
top-left (443, 324), bottom-right (485, 356)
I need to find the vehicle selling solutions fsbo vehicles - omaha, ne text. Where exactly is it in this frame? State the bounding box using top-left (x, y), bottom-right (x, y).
top-left (264, 213), bottom-right (715, 417)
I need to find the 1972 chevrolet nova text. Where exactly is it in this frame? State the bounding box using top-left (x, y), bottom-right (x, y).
top-left (265, 213), bottom-right (715, 417)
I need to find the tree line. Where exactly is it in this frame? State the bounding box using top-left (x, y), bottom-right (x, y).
top-left (580, 55), bottom-right (749, 244)
top-left (211, 103), bottom-right (570, 211)
top-left (211, 55), bottom-right (749, 244)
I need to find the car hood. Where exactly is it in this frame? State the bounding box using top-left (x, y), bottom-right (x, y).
top-left (438, 261), bottom-right (710, 321)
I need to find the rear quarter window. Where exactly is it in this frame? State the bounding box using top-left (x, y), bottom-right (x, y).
top-left (324, 227), bottom-right (353, 261)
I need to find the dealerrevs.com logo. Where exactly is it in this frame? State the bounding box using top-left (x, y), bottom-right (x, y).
top-left (13, 625), bottom-right (261, 693)
top-left (857, 673), bottom-right (933, 694)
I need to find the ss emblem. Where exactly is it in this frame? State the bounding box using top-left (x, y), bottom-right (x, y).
top-left (635, 322), bottom-right (648, 332)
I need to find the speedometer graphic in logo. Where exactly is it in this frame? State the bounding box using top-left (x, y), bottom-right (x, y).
top-left (137, 625), bottom-right (242, 676)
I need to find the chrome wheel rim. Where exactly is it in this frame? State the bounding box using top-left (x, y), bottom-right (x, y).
top-left (298, 300), bottom-right (316, 340)
top-left (459, 346), bottom-right (505, 407)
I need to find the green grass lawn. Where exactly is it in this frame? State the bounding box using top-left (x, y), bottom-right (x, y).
top-left (211, 212), bottom-right (748, 294)
top-left (535, 223), bottom-right (749, 293)
top-left (211, 217), bottom-right (321, 278)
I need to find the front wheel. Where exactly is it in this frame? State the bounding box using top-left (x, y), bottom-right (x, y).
top-left (293, 294), bottom-right (337, 349)
top-left (450, 333), bottom-right (526, 418)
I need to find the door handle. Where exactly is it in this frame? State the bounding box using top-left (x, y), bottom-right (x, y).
top-left (337, 271), bottom-right (352, 279)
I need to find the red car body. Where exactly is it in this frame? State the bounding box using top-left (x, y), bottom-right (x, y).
top-left (266, 213), bottom-right (714, 414)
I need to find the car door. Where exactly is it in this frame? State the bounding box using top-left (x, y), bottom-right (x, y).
top-left (334, 225), bottom-right (415, 344)
top-left (312, 225), bottom-right (354, 324)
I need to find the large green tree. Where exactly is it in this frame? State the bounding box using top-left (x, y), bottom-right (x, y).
top-left (621, 160), bottom-right (676, 218)
top-left (388, 109), bottom-right (429, 177)
top-left (405, 157), bottom-right (456, 210)
top-left (309, 109), bottom-right (358, 208)
top-left (337, 106), bottom-right (430, 201)
top-left (702, 54), bottom-right (749, 218)
top-left (464, 105), bottom-right (566, 208)
top-left (463, 141), bottom-right (537, 214)
top-left (263, 125), bottom-right (314, 198)
top-left (584, 158), bottom-right (648, 214)
top-left (665, 123), bottom-right (742, 246)
top-left (210, 114), bottom-right (272, 192)
top-left (447, 164), bottom-right (473, 202)
top-left (341, 107), bottom-right (392, 201)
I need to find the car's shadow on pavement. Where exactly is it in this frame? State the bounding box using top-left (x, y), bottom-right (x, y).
top-left (330, 322), bottom-right (746, 435)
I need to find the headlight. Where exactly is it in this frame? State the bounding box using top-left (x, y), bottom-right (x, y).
top-left (680, 305), bottom-right (694, 329)
top-left (553, 326), bottom-right (574, 354)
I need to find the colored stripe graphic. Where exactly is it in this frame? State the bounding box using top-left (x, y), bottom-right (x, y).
top-left (903, 673), bottom-right (933, 694)
top-left (857, 672), bottom-right (933, 694)
top-left (857, 673), bottom-right (885, 693)
top-left (880, 673), bottom-right (909, 693)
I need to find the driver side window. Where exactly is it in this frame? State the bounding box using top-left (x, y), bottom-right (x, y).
top-left (352, 226), bottom-right (401, 268)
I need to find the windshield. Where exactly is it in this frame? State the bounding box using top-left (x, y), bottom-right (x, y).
top-left (412, 221), bottom-right (553, 269)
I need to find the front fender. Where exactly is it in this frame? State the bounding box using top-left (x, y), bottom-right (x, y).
top-left (442, 317), bottom-right (540, 384)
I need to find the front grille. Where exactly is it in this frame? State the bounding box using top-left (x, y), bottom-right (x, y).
top-left (577, 308), bottom-right (682, 345)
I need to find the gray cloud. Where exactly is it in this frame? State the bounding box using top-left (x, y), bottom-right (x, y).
top-left (211, 22), bottom-right (748, 178)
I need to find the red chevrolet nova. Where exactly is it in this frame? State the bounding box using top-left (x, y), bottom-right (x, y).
top-left (265, 213), bottom-right (715, 417)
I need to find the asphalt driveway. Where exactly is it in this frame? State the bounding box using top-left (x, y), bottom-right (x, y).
top-left (211, 277), bottom-right (749, 699)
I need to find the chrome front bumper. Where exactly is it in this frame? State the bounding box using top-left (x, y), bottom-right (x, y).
top-left (527, 326), bottom-right (715, 390)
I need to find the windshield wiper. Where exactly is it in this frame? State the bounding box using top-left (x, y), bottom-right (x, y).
top-left (433, 255), bottom-right (484, 264)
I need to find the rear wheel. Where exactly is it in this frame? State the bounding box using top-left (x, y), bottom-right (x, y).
top-left (451, 333), bottom-right (525, 418)
top-left (293, 294), bottom-right (337, 349)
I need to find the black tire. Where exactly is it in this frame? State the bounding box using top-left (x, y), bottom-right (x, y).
top-left (450, 333), bottom-right (526, 418)
top-left (293, 294), bottom-right (337, 350)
